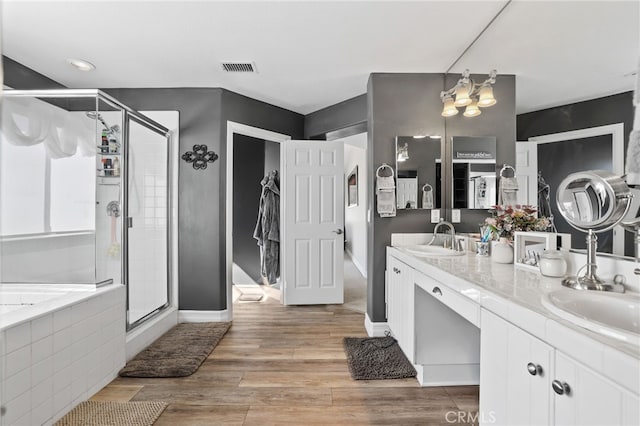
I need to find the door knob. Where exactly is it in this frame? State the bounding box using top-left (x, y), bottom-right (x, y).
top-left (552, 380), bottom-right (571, 396)
top-left (527, 362), bottom-right (543, 376)
top-left (333, 229), bottom-right (343, 235)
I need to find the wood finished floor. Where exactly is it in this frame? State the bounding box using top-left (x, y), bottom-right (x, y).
top-left (93, 289), bottom-right (479, 425)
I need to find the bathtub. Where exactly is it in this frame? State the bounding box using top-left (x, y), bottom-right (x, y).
top-left (0, 283), bottom-right (126, 426)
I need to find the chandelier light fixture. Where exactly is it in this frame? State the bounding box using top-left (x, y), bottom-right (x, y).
top-left (440, 69), bottom-right (497, 118)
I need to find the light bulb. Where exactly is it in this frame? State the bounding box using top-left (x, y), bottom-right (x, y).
top-left (441, 97), bottom-right (459, 117)
top-left (463, 101), bottom-right (481, 117)
top-left (478, 86), bottom-right (497, 107)
top-left (454, 83), bottom-right (472, 107)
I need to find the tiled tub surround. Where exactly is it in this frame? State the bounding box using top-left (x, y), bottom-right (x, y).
top-left (0, 284), bottom-right (125, 426)
top-left (386, 242), bottom-right (640, 424)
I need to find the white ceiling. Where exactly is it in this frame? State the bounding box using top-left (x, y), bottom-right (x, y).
top-left (2, 1), bottom-right (638, 115)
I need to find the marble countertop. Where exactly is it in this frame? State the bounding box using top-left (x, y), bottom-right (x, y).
top-left (388, 245), bottom-right (640, 395)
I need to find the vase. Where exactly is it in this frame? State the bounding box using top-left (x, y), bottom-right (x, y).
top-left (491, 238), bottom-right (514, 264)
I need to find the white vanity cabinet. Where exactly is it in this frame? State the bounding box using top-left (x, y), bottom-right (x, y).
top-left (386, 254), bottom-right (415, 361)
top-left (480, 309), bottom-right (553, 425)
top-left (553, 351), bottom-right (640, 426)
top-left (480, 309), bottom-right (640, 426)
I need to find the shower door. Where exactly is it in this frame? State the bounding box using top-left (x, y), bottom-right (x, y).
top-left (124, 114), bottom-right (170, 328)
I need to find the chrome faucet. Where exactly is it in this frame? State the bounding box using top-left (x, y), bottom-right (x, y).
top-left (430, 219), bottom-right (462, 251)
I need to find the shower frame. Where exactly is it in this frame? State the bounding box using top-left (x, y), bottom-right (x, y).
top-left (2, 89), bottom-right (174, 331)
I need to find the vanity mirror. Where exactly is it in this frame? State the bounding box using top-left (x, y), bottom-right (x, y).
top-left (556, 170), bottom-right (636, 292)
top-left (449, 136), bottom-right (497, 209)
top-left (394, 136), bottom-right (442, 210)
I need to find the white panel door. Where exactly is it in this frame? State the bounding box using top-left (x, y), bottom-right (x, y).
top-left (515, 142), bottom-right (537, 207)
top-left (283, 140), bottom-right (344, 305)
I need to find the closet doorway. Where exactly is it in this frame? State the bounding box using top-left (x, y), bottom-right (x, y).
top-left (225, 122), bottom-right (290, 318)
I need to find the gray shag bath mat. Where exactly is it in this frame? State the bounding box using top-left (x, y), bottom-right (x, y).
top-left (54, 401), bottom-right (167, 426)
top-left (119, 322), bottom-right (231, 378)
top-left (344, 336), bottom-right (417, 380)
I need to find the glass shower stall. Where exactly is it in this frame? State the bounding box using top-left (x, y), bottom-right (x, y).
top-left (0, 89), bottom-right (173, 330)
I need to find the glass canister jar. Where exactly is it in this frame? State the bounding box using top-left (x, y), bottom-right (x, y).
top-left (539, 249), bottom-right (567, 277)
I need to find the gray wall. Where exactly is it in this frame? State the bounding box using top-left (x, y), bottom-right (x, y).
top-left (2, 55), bottom-right (65, 89)
top-left (304, 94), bottom-right (367, 139)
top-left (86, 88), bottom-right (305, 311)
top-left (233, 134), bottom-right (266, 283)
top-left (264, 141), bottom-right (280, 177)
top-left (444, 74), bottom-right (517, 231)
top-left (367, 73), bottom-right (447, 323)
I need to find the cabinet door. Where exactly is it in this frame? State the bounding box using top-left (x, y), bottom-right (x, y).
top-left (553, 351), bottom-right (634, 426)
top-left (480, 309), bottom-right (552, 426)
top-left (386, 255), bottom-right (414, 362)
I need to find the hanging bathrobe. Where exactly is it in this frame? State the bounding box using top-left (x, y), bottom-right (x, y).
top-left (253, 170), bottom-right (280, 284)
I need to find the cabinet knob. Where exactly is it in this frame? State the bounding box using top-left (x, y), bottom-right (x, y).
top-left (552, 380), bottom-right (571, 396)
top-left (432, 286), bottom-right (442, 296)
top-left (527, 362), bottom-right (543, 376)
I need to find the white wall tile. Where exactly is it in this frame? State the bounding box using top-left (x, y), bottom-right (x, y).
top-left (70, 301), bottom-right (89, 324)
top-left (52, 386), bottom-right (71, 417)
top-left (31, 377), bottom-right (52, 410)
top-left (31, 315), bottom-right (52, 343)
top-left (5, 369), bottom-right (30, 402)
top-left (4, 390), bottom-right (31, 426)
top-left (5, 345), bottom-right (31, 377)
top-left (53, 345), bottom-right (72, 372)
top-left (31, 357), bottom-right (52, 389)
top-left (52, 308), bottom-right (72, 332)
top-left (31, 398), bottom-right (53, 426)
top-left (53, 364), bottom-right (72, 393)
top-left (5, 323), bottom-right (31, 354)
top-left (52, 328), bottom-right (71, 353)
top-left (31, 336), bottom-right (52, 365)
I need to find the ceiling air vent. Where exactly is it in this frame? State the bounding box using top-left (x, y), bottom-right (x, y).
top-left (222, 62), bottom-right (257, 73)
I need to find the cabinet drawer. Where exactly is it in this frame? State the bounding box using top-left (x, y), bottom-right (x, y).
top-left (415, 274), bottom-right (480, 327)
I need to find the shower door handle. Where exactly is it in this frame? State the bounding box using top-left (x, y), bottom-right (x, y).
top-left (127, 217), bottom-right (133, 228)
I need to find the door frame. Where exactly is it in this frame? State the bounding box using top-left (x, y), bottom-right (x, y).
top-left (226, 121), bottom-right (291, 319)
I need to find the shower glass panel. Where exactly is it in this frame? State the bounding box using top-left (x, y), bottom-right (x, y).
top-left (125, 116), bottom-right (169, 327)
top-left (1, 90), bottom-right (172, 332)
top-left (0, 92), bottom-right (108, 283)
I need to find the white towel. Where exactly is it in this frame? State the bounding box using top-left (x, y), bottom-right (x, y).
top-left (376, 164), bottom-right (396, 217)
top-left (422, 185), bottom-right (434, 209)
top-left (498, 176), bottom-right (519, 206)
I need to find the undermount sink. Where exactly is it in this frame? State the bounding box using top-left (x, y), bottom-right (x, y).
top-left (402, 245), bottom-right (465, 257)
top-left (541, 290), bottom-right (640, 344)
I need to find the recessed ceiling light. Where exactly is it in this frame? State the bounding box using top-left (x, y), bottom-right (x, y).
top-left (413, 135), bottom-right (426, 139)
top-left (67, 58), bottom-right (95, 72)
top-left (430, 135), bottom-right (442, 139)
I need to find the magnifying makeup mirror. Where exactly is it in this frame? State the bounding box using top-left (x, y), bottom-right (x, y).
top-left (556, 170), bottom-right (633, 292)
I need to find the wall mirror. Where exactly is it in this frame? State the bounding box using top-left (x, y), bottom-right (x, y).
top-left (347, 166), bottom-right (358, 207)
top-left (449, 136), bottom-right (497, 209)
top-left (395, 135), bottom-right (442, 210)
top-left (518, 124), bottom-right (628, 256)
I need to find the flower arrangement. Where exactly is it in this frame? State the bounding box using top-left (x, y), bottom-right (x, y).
top-left (484, 205), bottom-right (550, 241)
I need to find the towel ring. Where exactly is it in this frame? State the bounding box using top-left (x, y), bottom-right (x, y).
top-left (376, 163), bottom-right (395, 178)
top-left (422, 183), bottom-right (432, 192)
top-left (500, 164), bottom-right (516, 178)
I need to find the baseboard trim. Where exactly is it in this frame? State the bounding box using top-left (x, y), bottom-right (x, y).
top-left (346, 249), bottom-right (367, 279)
top-left (364, 312), bottom-right (389, 337)
top-left (179, 309), bottom-right (231, 322)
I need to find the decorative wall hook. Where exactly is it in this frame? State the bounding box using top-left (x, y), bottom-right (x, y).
top-left (182, 144), bottom-right (218, 170)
